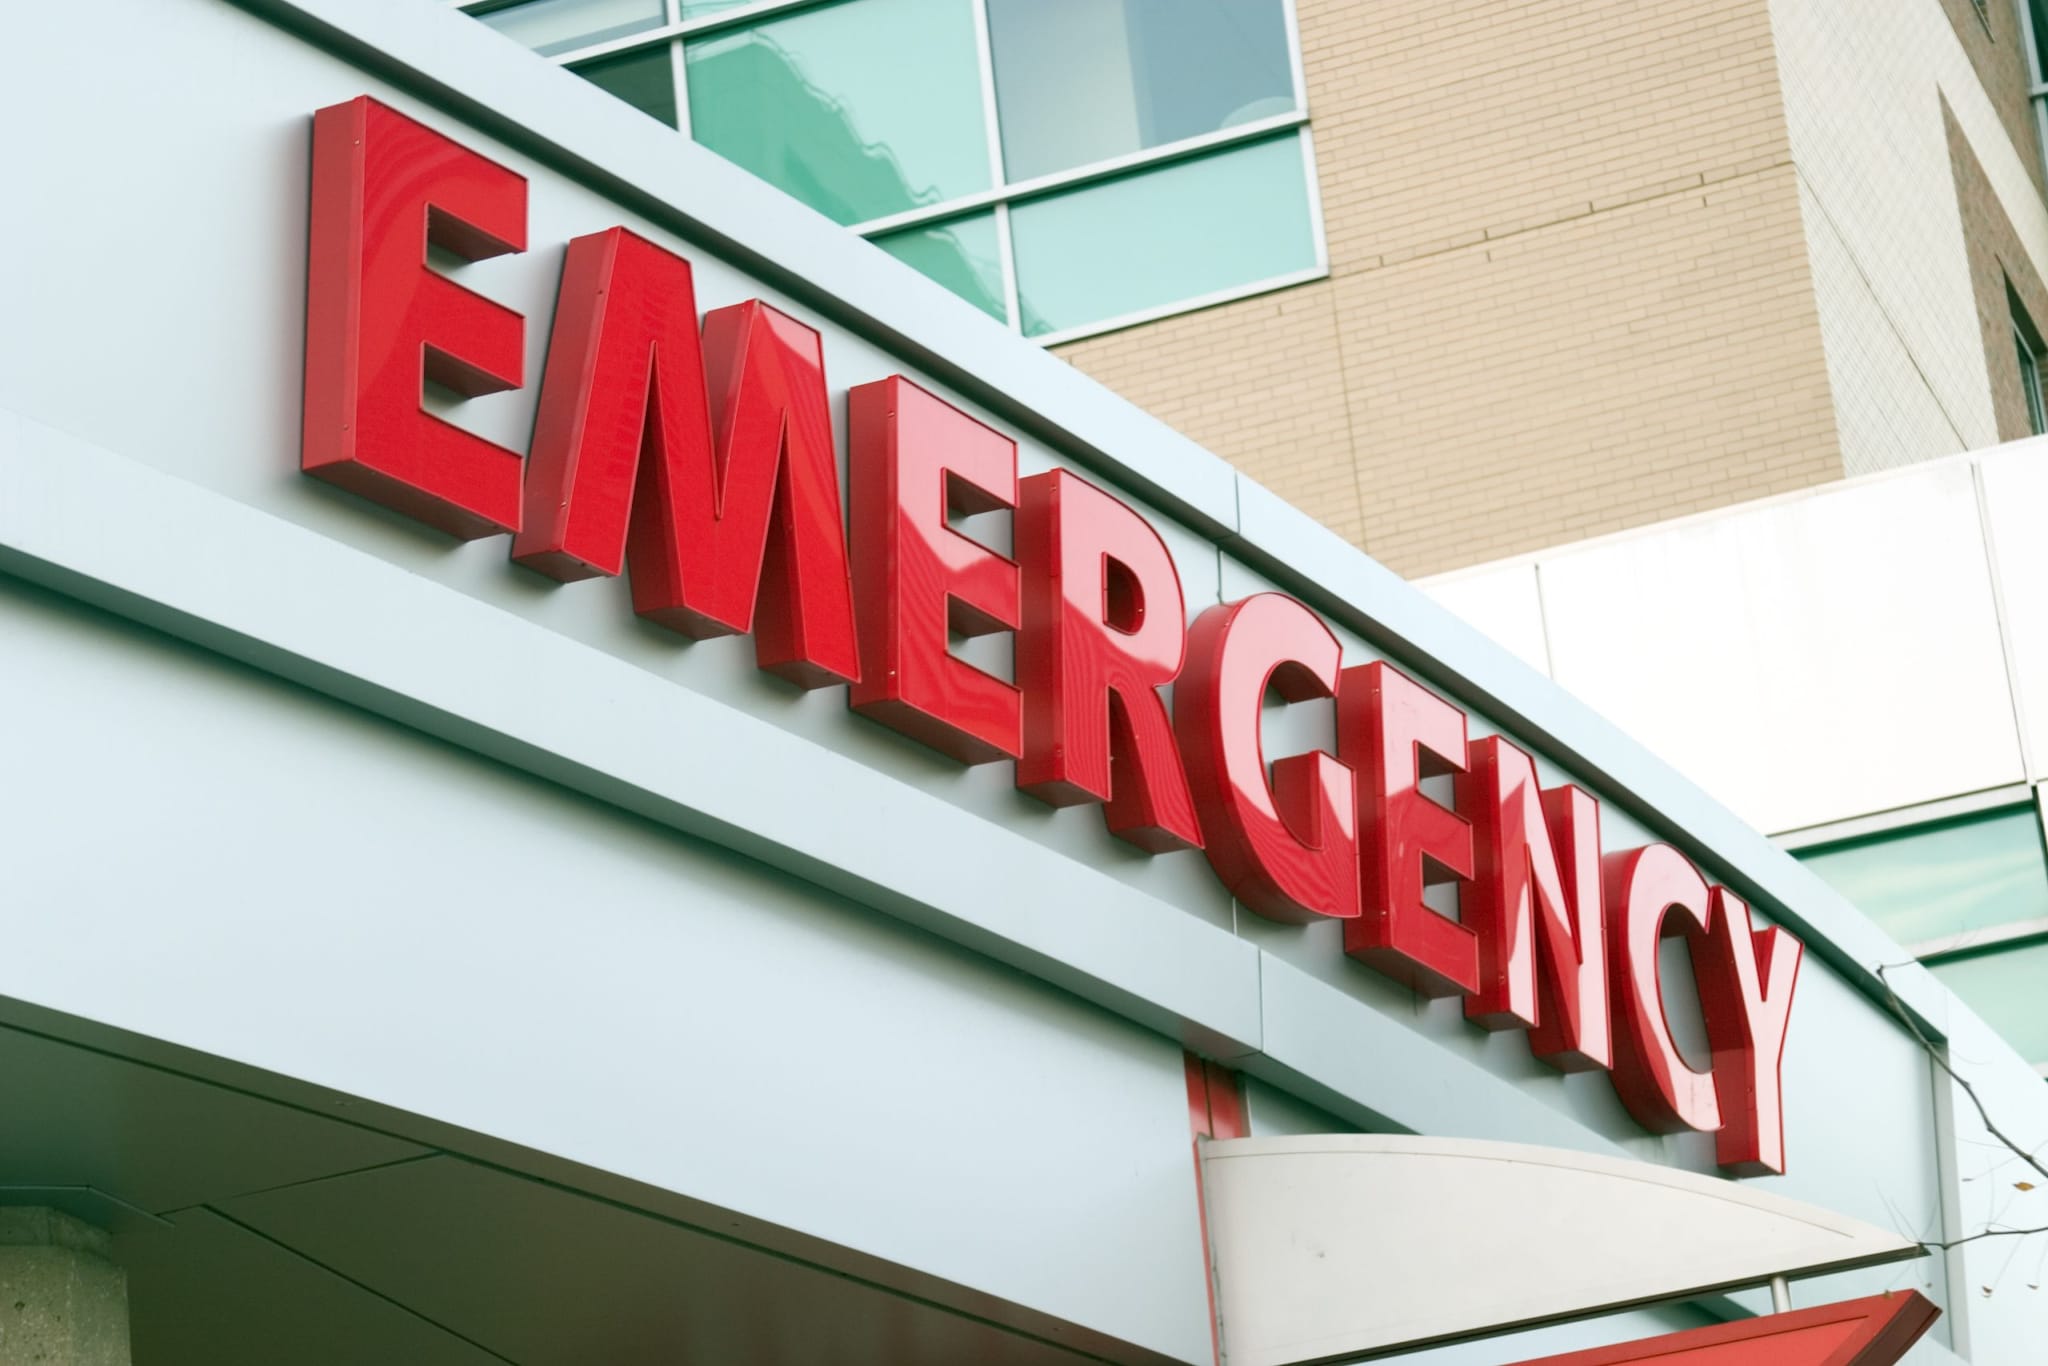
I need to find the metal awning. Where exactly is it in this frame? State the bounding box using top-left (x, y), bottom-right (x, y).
top-left (1198, 1135), bottom-right (1926, 1366)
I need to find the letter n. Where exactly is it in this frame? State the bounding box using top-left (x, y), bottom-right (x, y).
top-left (1460, 737), bottom-right (1611, 1072)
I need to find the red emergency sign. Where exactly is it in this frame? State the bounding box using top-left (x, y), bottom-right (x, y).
top-left (301, 96), bottom-right (1804, 1175)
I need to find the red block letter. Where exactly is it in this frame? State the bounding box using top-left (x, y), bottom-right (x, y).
top-left (1340, 662), bottom-right (1477, 997)
top-left (1176, 595), bottom-right (1359, 924)
top-left (1699, 888), bottom-right (1802, 1175)
top-left (848, 377), bottom-right (1020, 763)
top-left (1605, 845), bottom-right (1721, 1135)
top-left (303, 96), bottom-right (527, 538)
top-left (1459, 737), bottom-right (1611, 1072)
top-left (512, 229), bottom-right (858, 687)
top-left (1015, 469), bottom-right (1202, 853)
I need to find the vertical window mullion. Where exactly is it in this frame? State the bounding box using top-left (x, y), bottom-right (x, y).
top-left (1280, 0), bottom-right (1310, 119)
top-left (967, 0), bottom-right (1016, 327)
top-left (2025, 0), bottom-right (2048, 80)
top-left (2018, 323), bottom-right (2047, 436)
top-left (1298, 124), bottom-right (1330, 278)
top-left (968, 0), bottom-right (1007, 186)
top-left (669, 35), bottom-right (693, 139)
top-left (2036, 97), bottom-right (2048, 179)
top-left (661, 0), bottom-right (692, 139)
top-left (2032, 784), bottom-right (2048, 873)
top-left (995, 202), bottom-right (1023, 333)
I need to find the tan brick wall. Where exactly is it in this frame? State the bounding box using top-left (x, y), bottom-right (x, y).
top-left (1936, 0), bottom-right (2046, 202)
top-left (1337, 164), bottom-right (1839, 571)
top-left (1051, 280), bottom-right (1364, 544)
top-left (1774, 0), bottom-right (2048, 474)
top-left (1947, 97), bottom-right (2048, 443)
top-left (1057, 0), bottom-right (1843, 577)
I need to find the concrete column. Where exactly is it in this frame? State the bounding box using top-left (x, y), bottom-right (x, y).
top-left (0, 1209), bottom-right (130, 1366)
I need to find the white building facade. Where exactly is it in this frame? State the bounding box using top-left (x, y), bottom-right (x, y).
top-left (1426, 440), bottom-right (2048, 1084)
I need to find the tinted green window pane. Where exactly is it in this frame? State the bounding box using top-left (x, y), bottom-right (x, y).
top-left (1011, 134), bottom-right (1314, 338)
top-left (987, 0), bottom-right (1296, 181)
top-left (873, 213), bottom-right (1006, 322)
top-left (571, 46), bottom-right (679, 127)
top-left (2020, 325), bottom-right (2047, 436)
top-left (679, 0), bottom-right (755, 14)
top-left (481, 0), bottom-right (666, 57)
top-left (685, 0), bottom-right (993, 226)
top-left (1796, 807), bottom-right (2048, 947)
top-left (1932, 941), bottom-right (2048, 1064)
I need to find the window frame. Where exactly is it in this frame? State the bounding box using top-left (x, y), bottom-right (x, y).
top-left (2016, 0), bottom-right (2048, 184)
top-left (2014, 285), bottom-right (2048, 436)
top-left (1789, 798), bottom-right (2048, 938)
top-left (1773, 783), bottom-right (2037, 850)
top-left (456, 0), bottom-right (1328, 343)
top-left (2020, 324), bottom-right (2046, 436)
top-left (1908, 913), bottom-right (2048, 962)
top-left (1782, 786), bottom-right (2048, 1071)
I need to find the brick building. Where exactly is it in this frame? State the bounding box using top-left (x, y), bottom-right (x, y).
top-left (465, 0), bottom-right (2048, 576)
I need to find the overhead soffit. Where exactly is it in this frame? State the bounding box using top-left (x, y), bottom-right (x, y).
top-left (0, 1014), bottom-right (1113, 1366)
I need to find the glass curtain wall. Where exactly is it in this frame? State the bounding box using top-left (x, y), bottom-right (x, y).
top-left (465, 0), bottom-right (1323, 341)
top-left (1797, 802), bottom-right (2048, 1070)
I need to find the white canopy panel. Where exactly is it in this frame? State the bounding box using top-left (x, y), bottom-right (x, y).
top-left (1200, 1135), bottom-right (1925, 1366)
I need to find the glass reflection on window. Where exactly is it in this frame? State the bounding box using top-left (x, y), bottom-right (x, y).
top-left (873, 213), bottom-right (1008, 322)
top-left (1011, 133), bottom-right (1315, 337)
top-left (1796, 806), bottom-right (2048, 948)
top-left (570, 45), bottom-right (679, 127)
top-left (1932, 940), bottom-right (2048, 1065)
top-left (685, 0), bottom-right (994, 226)
top-left (481, 0), bottom-right (667, 58)
top-left (986, 0), bottom-right (1297, 182)
top-left (469, 0), bottom-right (1324, 338)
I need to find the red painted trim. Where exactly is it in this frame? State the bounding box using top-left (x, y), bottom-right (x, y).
top-left (1183, 1052), bottom-right (1248, 1366)
top-left (1203, 1059), bottom-right (1248, 1140)
top-left (1185, 1051), bottom-right (1216, 1139)
top-left (1501, 1290), bottom-right (1939, 1366)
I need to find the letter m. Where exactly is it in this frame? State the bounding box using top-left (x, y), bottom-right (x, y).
top-left (513, 227), bottom-right (859, 688)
